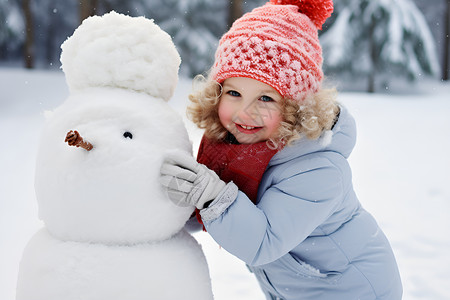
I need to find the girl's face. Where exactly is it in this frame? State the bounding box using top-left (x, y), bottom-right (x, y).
top-left (218, 77), bottom-right (283, 144)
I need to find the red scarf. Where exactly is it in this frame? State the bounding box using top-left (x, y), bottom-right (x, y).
top-left (194, 135), bottom-right (280, 228)
top-left (197, 135), bottom-right (280, 203)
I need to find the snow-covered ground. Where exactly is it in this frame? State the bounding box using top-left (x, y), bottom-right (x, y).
top-left (1, 67), bottom-right (449, 299)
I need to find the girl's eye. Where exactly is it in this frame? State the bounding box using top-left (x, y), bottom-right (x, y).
top-left (227, 90), bottom-right (241, 97)
top-left (260, 95), bottom-right (274, 102)
top-left (123, 131), bottom-right (133, 139)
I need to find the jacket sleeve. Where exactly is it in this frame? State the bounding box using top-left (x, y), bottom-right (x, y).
top-left (201, 156), bottom-right (345, 266)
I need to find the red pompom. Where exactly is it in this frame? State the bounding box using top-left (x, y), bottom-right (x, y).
top-left (270, 0), bottom-right (334, 29)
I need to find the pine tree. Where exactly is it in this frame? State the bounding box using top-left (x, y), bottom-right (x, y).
top-left (0, 0), bottom-right (24, 61)
top-left (22, 0), bottom-right (34, 68)
top-left (145, 0), bottom-right (228, 77)
top-left (229, 0), bottom-right (244, 29)
top-left (321, 0), bottom-right (440, 92)
top-left (29, 0), bottom-right (78, 68)
top-left (79, 0), bottom-right (98, 23)
top-left (444, 0), bottom-right (449, 80)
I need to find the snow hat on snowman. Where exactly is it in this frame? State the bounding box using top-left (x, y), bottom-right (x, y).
top-left (60, 11), bottom-right (180, 101)
top-left (210, 0), bottom-right (333, 102)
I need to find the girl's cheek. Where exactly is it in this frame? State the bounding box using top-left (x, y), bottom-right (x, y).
top-left (218, 100), bottom-right (233, 126)
top-left (262, 103), bottom-right (282, 121)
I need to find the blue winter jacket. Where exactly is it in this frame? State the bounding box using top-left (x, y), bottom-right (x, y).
top-left (201, 105), bottom-right (403, 300)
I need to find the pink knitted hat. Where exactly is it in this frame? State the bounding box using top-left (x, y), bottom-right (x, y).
top-left (210, 0), bottom-right (333, 102)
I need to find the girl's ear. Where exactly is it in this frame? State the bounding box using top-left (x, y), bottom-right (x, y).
top-left (217, 82), bottom-right (224, 99)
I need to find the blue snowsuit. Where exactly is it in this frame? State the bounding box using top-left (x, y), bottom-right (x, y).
top-left (200, 105), bottom-right (403, 299)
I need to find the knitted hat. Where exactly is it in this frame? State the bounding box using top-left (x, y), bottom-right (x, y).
top-left (210, 0), bottom-right (333, 102)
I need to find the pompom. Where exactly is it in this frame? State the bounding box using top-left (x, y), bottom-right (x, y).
top-left (60, 11), bottom-right (181, 102)
top-left (270, 0), bottom-right (333, 29)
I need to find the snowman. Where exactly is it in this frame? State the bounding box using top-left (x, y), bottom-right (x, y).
top-left (16, 11), bottom-right (213, 300)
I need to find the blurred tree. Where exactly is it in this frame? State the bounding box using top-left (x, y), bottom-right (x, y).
top-left (444, 0), bottom-right (449, 80)
top-left (0, 0), bottom-right (24, 61)
top-left (22, 0), bottom-right (33, 68)
top-left (30, 0), bottom-right (78, 68)
top-left (80, 0), bottom-right (98, 23)
top-left (148, 0), bottom-right (228, 77)
top-left (99, 0), bottom-right (144, 16)
top-left (321, 0), bottom-right (440, 92)
top-left (413, 0), bottom-right (449, 81)
top-left (229, 0), bottom-right (243, 28)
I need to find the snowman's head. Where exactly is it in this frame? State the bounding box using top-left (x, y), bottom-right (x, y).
top-left (35, 12), bottom-right (193, 244)
top-left (60, 11), bottom-right (180, 102)
top-left (35, 88), bottom-right (194, 244)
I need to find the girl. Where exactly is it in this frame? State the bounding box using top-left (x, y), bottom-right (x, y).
top-left (160, 0), bottom-right (402, 299)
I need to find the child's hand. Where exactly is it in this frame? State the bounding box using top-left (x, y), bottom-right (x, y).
top-left (160, 151), bottom-right (226, 209)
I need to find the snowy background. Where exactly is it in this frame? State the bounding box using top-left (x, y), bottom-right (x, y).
top-left (1, 0), bottom-right (448, 85)
top-left (1, 67), bottom-right (450, 299)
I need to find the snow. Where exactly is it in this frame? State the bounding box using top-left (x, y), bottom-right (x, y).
top-left (10, 10), bottom-right (215, 298)
top-left (33, 87), bottom-right (194, 244)
top-left (61, 11), bottom-right (181, 101)
top-left (1, 67), bottom-right (450, 299)
top-left (16, 229), bottom-right (213, 300)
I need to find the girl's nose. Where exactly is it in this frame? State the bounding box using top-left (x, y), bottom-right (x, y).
top-left (235, 100), bottom-right (260, 124)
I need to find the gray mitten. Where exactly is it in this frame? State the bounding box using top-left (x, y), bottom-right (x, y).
top-left (160, 151), bottom-right (226, 209)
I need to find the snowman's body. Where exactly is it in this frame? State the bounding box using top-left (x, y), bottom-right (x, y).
top-left (16, 12), bottom-right (213, 300)
top-left (17, 229), bottom-right (212, 300)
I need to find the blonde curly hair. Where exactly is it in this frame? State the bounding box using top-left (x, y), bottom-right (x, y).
top-left (187, 75), bottom-right (340, 149)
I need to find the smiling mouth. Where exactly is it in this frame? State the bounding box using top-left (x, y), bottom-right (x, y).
top-left (235, 123), bottom-right (263, 134)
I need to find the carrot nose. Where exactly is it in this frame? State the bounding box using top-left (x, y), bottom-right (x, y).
top-left (65, 130), bottom-right (93, 151)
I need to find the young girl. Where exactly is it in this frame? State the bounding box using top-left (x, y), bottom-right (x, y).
top-left (160, 0), bottom-right (402, 299)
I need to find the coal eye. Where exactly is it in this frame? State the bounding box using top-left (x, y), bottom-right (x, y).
top-left (123, 131), bottom-right (133, 139)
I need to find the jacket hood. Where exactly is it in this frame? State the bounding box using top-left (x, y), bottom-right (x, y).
top-left (269, 104), bottom-right (356, 166)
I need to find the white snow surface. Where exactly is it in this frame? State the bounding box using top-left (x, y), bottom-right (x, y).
top-left (1, 68), bottom-right (450, 299)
